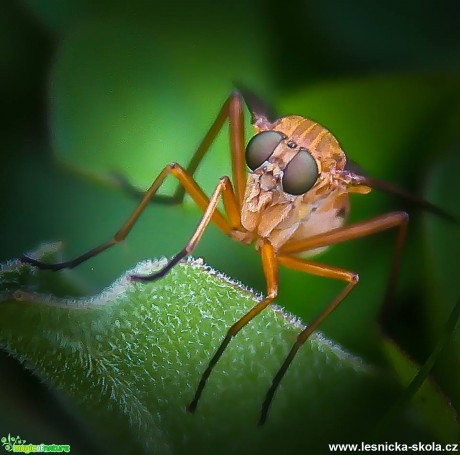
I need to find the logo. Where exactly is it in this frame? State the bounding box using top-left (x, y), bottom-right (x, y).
top-left (1, 435), bottom-right (70, 453)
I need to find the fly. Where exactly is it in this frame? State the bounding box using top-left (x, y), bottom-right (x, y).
top-left (22, 86), bottom-right (457, 425)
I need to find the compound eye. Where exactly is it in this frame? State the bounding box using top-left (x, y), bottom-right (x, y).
top-left (282, 150), bottom-right (318, 195)
top-left (245, 131), bottom-right (284, 171)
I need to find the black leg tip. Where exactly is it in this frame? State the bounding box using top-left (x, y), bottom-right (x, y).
top-left (130, 272), bottom-right (160, 282)
top-left (187, 401), bottom-right (197, 414)
top-left (257, 415), bottom-right (267, 426)
top-left (21, 255), bottom-right (35, 264)
top-left (130, 273), bottom-right (144, 282)
top-left (21, 255), bottom-right (57, 270)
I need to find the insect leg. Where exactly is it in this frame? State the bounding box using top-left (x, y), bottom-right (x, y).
top-left (280, 211), bottom-right (409, 323)
top-left (130, 174), bottom-right (241, 281)
top-left (257, 212), bottom-right (408, 424)
top-left (188, 239), bottom-right (278, 413)
top-left (22, 164), bottom-right (237, 271)
top-left (259, 257), bottom-right (358, 425)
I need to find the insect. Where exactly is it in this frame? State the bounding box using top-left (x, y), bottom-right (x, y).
top-left (22, 86), bottom-right (456, 425)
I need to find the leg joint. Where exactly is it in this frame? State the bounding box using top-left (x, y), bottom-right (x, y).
top-left (227, 325), bottom-right (239, 338)
top-left (113, 233), bottom-right (124, 243)
top-left (168, 161), bottom-right (182, 171)
top-left (267, 289), bottom-right (278, 299)
top-left (397, 211), bottom-right (410, 224)
top-left (218, 175), bottom-right (231, 185)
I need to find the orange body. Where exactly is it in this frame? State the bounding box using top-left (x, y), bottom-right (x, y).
top-left (238, 115), bottom-right (370, 254)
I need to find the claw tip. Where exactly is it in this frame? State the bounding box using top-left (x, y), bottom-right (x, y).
top-left (187, 402), bottom-right (197, 414)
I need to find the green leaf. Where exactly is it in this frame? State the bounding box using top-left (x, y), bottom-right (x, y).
top-left (0, 244), bottom-right (433, 454)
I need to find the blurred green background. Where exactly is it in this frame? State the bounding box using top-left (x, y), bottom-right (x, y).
top-left (1, 0), bottom-right (460, 452)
